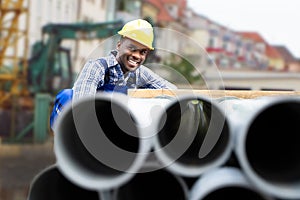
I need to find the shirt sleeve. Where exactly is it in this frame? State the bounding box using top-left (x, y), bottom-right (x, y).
top-left (137, 66), bottom-right (177, 89)
top-left (72, 59), bottom-right (105, 101)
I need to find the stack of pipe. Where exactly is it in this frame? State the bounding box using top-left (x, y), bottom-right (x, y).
top-left (27, 92), bottom-right (300, 200)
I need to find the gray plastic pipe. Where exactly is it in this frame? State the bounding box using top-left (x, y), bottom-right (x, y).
top-left (189, 167), bottom-right (274, 200)
top-left (222, 96), bottom-right (300, 199)
top-left (152, 94), bottom-right (233, 177)
top-left (111, 162), bottom-right (189, 200)
top-left (127, 96), bottom-right (173, 140)
top-left (216, 96), bottom-right (270, 134)
top-left (27, 165), bottom-right (106, 200)
top-left (53, 93), bottom-right (152, 190)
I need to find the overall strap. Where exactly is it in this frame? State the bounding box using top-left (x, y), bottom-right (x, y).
top-left (99, 58), bottom-right (109, 83)
top-left (97, 58), bottom-right (110, 90)
top-left (99, 58), bottom-right (108, 70)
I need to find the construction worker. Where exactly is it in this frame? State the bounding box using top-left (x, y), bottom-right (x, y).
top-left (72, 18), bottom-right (177, 101)
top-left (50, 19), bottom-right (176, 129)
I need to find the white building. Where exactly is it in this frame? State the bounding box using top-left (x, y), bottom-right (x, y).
top-left (28, 0), bottom-right (109, 75)
top-left (29, 0), bottom-right (78, 45)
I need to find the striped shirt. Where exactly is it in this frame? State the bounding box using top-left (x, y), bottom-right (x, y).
top-left (72, 50), bottom-right (177, 100)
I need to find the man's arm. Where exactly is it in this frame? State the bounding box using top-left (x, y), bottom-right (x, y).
top-left (137, 66), bottom-right (177, 89)
top-left (72, 59), bottom-right (106, 101)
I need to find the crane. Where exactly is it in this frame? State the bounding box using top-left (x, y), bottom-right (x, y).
top-left (27, 20), bottom-right (123, 94)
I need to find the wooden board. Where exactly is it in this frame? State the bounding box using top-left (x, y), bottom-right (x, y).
top-left (128, 89), bottom-right (300, 99)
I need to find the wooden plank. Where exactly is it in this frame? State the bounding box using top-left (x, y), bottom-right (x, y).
top-left (128, 89), bottom-right (300, 99)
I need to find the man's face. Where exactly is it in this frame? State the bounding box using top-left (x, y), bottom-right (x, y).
top-left (116, 37), bottom-right (150, 74)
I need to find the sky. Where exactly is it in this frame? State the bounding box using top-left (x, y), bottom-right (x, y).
top-left (187, 0), bottom-right (300, 58)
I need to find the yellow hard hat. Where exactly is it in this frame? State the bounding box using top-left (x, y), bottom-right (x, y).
top-left (118, 19), bottom-right (154, 50)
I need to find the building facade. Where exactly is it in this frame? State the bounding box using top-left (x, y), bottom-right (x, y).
top-left (10, 0), bottom-right (300, 91)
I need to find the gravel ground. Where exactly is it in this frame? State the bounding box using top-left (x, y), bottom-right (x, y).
top-left (0, 139), bottom-right (56, 200)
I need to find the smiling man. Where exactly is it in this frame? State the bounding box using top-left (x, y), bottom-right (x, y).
top-left (72, 19), bottom-right (177, 101)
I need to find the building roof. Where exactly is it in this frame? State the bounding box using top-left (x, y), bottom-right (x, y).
top-left (274, 45), bottom-right (297, 62)
top-left (144, 0), bottom-right (186, 22)
top-left (238, 32), bottom-right (266, 43)
top-left (145, 0), bottom-right (173, 22)
top-left (265, 44), bottom-right (282, 59)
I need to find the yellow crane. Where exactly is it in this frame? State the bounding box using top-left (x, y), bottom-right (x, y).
top-left (0, 0), bottom-right (30, 139)
top-left (0, 0), bottom-right (30, 106)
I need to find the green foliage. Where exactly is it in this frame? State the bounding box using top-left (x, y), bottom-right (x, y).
top-left (164, 54), bottom-right (203, 84)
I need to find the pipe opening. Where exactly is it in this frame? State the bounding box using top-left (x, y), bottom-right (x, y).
top-left (28, 166), bottom-right (100, 200)
top-left (94, 100), bottom-right (140, 153)
top-left (113, 168), bottom-right (188, 200)
top-left (157, 98), bottom-right (230, 165)
top-left (246, 102), bottom-right (300, 183)
top-left (201, 187), bottom-right (268, 200)
top-left (58, 98), bottom-right (140, 176)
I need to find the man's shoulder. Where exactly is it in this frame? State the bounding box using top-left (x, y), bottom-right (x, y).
top-left (137, 65), bottom-right (155, 74)
top-left (84, 57), bottom-right (110, 68)
top-left (85, 50), bottom-right (117, 66)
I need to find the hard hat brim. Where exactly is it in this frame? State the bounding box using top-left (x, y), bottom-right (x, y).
top-left (118, 32), bottom-right (154, 50)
